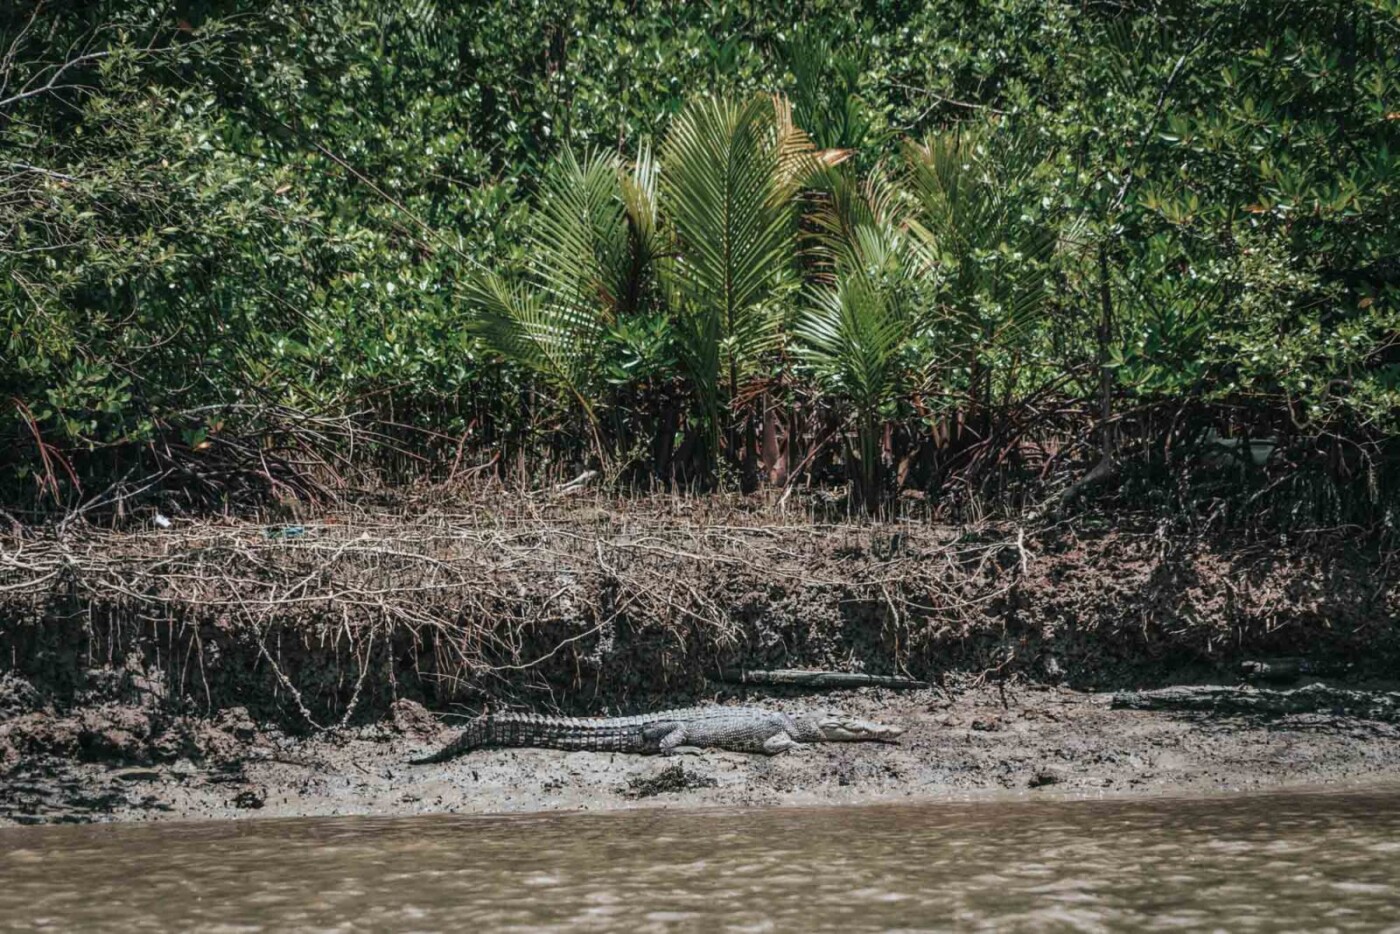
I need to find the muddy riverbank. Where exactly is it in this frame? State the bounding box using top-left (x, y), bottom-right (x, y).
top-left (6, 680), bottom-right (1400, 824)
top-left (2, 500), bottom-right (1398, 824)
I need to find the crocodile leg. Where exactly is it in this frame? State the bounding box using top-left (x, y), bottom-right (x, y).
top-left (761, 731), bottom-right (805, 755)
top-left (655, 724), bottom-right (690, 755)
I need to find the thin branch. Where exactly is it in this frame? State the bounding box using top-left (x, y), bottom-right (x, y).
top-left (0, 49), bottom-right (112, 111)
top-left (887, 79), bottom-right (1009, 118)
top-left (3, 161), bottom-right (77, 182)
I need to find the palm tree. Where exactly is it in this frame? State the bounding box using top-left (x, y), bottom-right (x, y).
top-left (795, 166), bottom-right (921, 508)
top-left (659, 93), bottom-right (818, 481)
top-left (463, 146), bottom-right (661, 458)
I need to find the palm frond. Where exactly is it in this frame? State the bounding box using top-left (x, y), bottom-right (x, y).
top-left (773, 93), bottom-right (853, 200)
top-left (809, 163), bottom-right (915, 285)
top-left (660, 94), bottom-right (800, 437)
top-left (795, 271), bottom-right (910, 416)
top-left (794, 264), bottom-right (914, 507)
top-left (779, 27), bottom-right (876, 151)
top-left (466, 147), bottom-right (641, 422)
top-left (530, 147), bottom-right (629, 327)
top-left (462, 269), bottom-right (599, 417)
top-left (618, 141), bottom-right (663, 317)
top-left (620, 141), bottom-right (660, 248)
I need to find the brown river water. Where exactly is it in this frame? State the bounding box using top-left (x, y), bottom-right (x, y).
top-left (3, 790), bottom-right (1400, 932)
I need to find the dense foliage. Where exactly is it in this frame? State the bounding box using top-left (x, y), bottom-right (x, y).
top-left (2, 1), bottom-right (1397, 523)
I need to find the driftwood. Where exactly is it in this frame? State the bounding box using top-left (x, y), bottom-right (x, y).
top-left (1112, 683), bottom-right (1400, 723)
top-left (715, 669), bottom-right (929, 690)
top-left (1239, 658), bottom-right (1351, 685)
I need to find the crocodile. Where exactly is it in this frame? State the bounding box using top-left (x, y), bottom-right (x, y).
top-left (409, 706), bottom-right (904, 764)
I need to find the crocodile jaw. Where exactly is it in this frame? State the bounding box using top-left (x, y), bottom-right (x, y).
top-left (814, 715), bottom-right (905, 743)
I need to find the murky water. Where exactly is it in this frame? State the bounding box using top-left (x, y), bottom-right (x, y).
top-left (3, 791), bottom-right (1400, 931)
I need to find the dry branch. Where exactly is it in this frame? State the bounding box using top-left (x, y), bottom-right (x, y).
top-left (714, 669), bottom-right (929, 689)
top-left (0, 496), bottom-right (1020, 724)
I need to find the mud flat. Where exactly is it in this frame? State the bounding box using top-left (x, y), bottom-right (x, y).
top-left (6, 682), bottom-right (1400, 825)
top-left (2, 501), bottom-right (1398, 824)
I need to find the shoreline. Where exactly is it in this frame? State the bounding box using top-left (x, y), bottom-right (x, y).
top-left (3, 503), bottom-right (1397, 827)
top-left (10, 778), bottom-right (1400, 835)
top-left (8, 683), bottom-right (1400, 826)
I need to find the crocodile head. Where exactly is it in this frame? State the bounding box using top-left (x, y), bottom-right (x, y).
top-left (812, 715), bottom-right (905, 743)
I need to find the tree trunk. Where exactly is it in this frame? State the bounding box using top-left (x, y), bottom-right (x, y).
top-left (1096, 239), bottom-right (1116, 464)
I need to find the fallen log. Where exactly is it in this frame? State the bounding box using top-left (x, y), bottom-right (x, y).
top-left (1239, 657), bottom-right (1351, 685)
top-left (714, 669), bottom-right (929, 690)
top-left (1112, 683), bottom-right (1400, 723)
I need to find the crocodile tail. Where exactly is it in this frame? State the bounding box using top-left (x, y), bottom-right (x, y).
top-left (409, 719), bottom-right (490, 765)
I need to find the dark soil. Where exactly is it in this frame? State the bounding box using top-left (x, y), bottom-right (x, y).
top-left (623, 763), bottom-right (719, 799)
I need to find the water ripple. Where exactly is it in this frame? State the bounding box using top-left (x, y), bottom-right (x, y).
top-left (3, 789), bottom-right (1400, 931)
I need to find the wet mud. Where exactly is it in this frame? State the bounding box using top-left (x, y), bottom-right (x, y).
top-left (6, 680), bottom-right (1400, 825)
